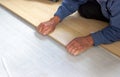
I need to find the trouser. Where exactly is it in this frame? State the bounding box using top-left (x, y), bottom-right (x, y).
top-left (78, 0), bottom-right (109, 22)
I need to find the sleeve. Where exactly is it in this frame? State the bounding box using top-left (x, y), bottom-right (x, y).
top-left (54, 0), bottom-right (88, 21)
top-left (91, 1), bottom-right (120, 46)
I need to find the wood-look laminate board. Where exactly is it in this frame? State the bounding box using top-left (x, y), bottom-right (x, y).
top-left (0, 1), bottom-right (120, 57)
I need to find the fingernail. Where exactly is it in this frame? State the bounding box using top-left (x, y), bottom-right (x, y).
top-left (43, 33), bottom-right (47, 35)
top-left (73, 53), bottom-right (78, 56)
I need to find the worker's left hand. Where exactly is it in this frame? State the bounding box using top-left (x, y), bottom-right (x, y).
top-left (66, 35), bottom-right (94, 56)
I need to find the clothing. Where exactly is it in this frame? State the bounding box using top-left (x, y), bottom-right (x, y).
top-left (78, 0), bottom-right (109, 22)
top-left (54, 0), bottom-right (120, 46)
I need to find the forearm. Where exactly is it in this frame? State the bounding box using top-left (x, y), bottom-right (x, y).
top-left (91, 26), bottom-right (120, 46)
top-left (54, 0), bottom-right (88, 21)
top-left (50, 16), bottom-right (60, 26)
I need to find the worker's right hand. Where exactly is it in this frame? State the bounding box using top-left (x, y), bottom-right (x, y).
top-left (37, 16), bottom-right (60, 35)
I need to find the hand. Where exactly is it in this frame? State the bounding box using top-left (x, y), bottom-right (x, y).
top-left (66, 35), bottom-right (94, 56)
top-left (37, 16), bottom-right (60, 35)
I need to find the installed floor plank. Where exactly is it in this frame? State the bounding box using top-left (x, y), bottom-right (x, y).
top-left (0, 0), bottom-right (120, 57)
top-left (0, 6), bottom-right (120, 77)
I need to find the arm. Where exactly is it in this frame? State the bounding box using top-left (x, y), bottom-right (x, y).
top-left (91, 1), bottom-right (120, 46)
top-left (54, 0), bottom-right (88, 21)
top-left (66, 1), bottom-right (120, 56)
top-left (37, 0), bottom-right (88, 35)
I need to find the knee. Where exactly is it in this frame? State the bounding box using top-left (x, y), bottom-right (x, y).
top-left (78, 3), bottom-right (95, 18)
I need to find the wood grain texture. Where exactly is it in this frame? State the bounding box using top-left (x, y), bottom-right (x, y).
top-left (0, 0), bottom-right (120, 57)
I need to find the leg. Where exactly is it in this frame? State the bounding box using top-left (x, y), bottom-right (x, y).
top-left (78, 0), bottom-right (109, 22)
top-left (50, 0), bottom-right (59, 2)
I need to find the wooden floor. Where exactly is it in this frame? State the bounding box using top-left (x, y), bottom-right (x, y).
top-left (0, 6), bottom-right (120, 77)
top-left (0, 0), bottom-right (120, 57)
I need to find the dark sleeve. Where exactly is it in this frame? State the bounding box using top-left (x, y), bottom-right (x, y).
top-left (91, 0), bottom-right (120, 46)
top-left (54, 0), bottom-right (88, 21)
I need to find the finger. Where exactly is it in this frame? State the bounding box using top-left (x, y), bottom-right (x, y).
top-left (41, 24), bottom-right (51, 35)
top-left (37, 24), bottom-right (44, 33)
top-left (37, 25), bottom-right (40, 32)
top-left (66, 42), bottom-right (75, 53)
top-left (73, 47), bottom-right (84, 56)
top-left (66, 38), bottom-right (79, 54)
top-left (42, 28), bottom-right (52, 35)
top-left (70, 47), bottom-right (78, 55)
top-left (39, 25), bottom-right (43, 32)
top-left (66, 40), bottom-right (75, 50)
top-left (70, 43), bottom-right (82, 55)
top-left (73, 50), bottom-right (80, 56)
top-left (41, 26), bottom-right (49, 33)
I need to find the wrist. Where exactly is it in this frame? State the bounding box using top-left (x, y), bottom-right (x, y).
top-left (85, 35), bottom-right (94, 46)
top-left (50, 16), bottom-right (60, 25)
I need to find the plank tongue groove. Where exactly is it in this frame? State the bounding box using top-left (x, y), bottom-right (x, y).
top-left (0, 0), bottom-right (120, 57)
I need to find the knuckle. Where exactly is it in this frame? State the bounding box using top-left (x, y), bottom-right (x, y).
top-left (40, 23), bottom-right (44, 26)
